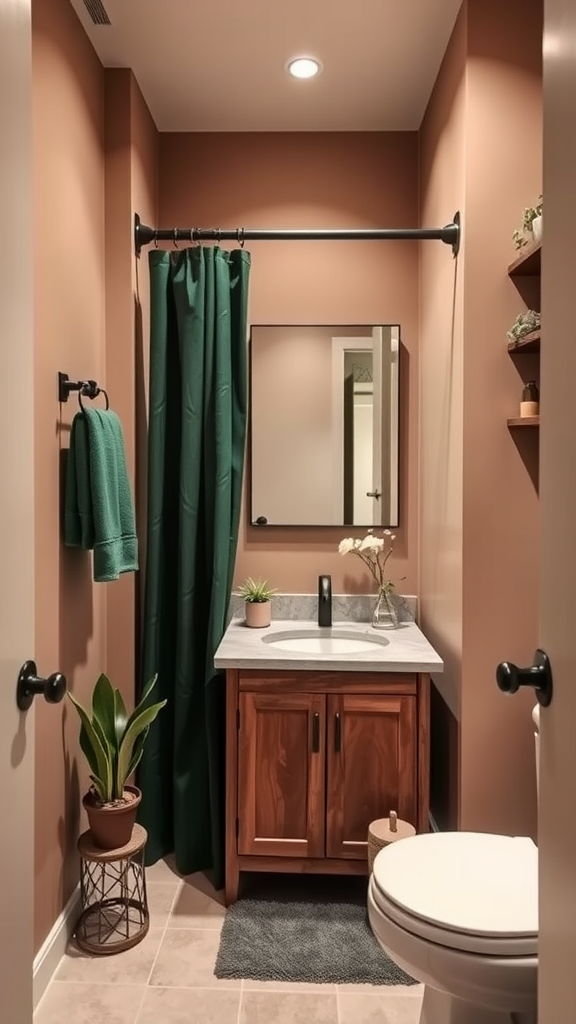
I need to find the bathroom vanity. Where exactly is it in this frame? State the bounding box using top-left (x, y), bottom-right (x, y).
top-left (215, 619), bottom-right (443, 905)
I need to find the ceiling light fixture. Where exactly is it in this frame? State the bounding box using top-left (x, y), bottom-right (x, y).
top-left (286, 57), bottom-right (322, 80)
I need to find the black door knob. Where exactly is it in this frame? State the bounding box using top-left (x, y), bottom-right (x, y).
top-left (16, 660), bottom-right (67, 712)
top-left (496, 648), bottom-right (552, 707)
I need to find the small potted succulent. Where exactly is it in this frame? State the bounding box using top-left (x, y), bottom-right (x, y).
top-left (236, 576), bottom-right (277, 628)
top-left (68, 672), bottom-right (166, 850)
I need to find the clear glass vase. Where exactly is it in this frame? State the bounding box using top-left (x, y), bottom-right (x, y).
top-left (372, 587), bottom-right (399, 630)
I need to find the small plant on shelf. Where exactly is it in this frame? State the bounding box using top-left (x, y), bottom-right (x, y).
top-left (507, 310), bottom-right (541, 345)
top-left (236, 577), bottom-right (277, 628)
top-left (512, 195), bottom-right (543, 249)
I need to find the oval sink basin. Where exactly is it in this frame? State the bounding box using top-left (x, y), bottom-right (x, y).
top-left (261, 628), bottom-right (390, 655)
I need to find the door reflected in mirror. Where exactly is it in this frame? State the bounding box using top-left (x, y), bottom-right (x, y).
top-left (249, 324), bottom-right (400, 527)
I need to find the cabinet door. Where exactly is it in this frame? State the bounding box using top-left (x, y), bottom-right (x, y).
top-left (326, 693), bottom-right (417, 859)
top-left (237, 692), bottom-right (326, 857)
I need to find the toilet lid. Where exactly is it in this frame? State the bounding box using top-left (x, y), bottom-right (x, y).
top-left (372, 832), bottom-right (538, 941)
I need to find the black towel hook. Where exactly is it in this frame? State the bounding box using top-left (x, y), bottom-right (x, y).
top-left (58, 372), bottom-right (109, 409)
top-left (78, 383), bottom-right (109, 412)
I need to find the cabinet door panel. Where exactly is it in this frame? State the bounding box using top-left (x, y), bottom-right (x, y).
top-left (238, 692), bottom-right (325, 857)
top-left (326, 693), bottom-right (417, 859)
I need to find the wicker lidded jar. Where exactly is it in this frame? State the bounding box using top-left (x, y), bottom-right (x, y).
top-left (367, 810), bottom-right (416, 873)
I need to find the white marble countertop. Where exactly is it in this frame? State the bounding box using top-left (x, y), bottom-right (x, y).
top-left (214, 618), bottom-right (444, 673)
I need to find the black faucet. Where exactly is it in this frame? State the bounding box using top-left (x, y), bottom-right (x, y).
top-left (318, 575), bottom-right (332, 628)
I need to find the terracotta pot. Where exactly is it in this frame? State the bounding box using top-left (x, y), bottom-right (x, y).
top-left (245, 600), bottom-right (271, 628)
top-left (83, 784), bottom-right (142, 850)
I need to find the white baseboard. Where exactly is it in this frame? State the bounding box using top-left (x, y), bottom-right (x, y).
top-left (33, 885), bottom-right (80, 1009)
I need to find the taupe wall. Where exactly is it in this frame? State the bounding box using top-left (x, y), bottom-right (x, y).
top-left (32, 3), bottom-right (158, 952)
top-left (419, 0), bottom-right (542, 837)
top-left (419, 3), bottom-right (467, 723)
top-left (418, 3), bottom-right (467, 829)
top-left (158, 132), bottom-right (420, 596)
top-left (32, 0), bottom-right (107, 952)
top-left (104, 69), bottom-right (159, 694)
top-left (461, 0), bottom-right (542, 838)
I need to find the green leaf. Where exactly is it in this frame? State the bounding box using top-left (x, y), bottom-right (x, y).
top-left (92, 674), bottom-right (114, 732)
top-left (139, 674), bottom-right (159, 710)
top-left (121, 674), bottom-right (159, 740)
top-left (79, 722), bottom-right (100, 778)
top-left (113, 688), bottom-right (128, 746)
top-left (89, 707), bottom-right (117, 797)
top-left (91, 673), bottom-right (124, 747)
top-left (91, 713), bottom-right (112, 756)
top-left (88, 774), bottom-right (106, 802)
top-left (116, 700), bottom-right (167, 793)
top-left (125, 726), bottom-right (149, 780)
top-left (90, 676), bottom-right (132, 800)
top-left (67, 691), bottom-right (112, 801)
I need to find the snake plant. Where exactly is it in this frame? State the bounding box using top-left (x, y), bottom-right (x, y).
top-left (68, 673), bottom-right (166, 805)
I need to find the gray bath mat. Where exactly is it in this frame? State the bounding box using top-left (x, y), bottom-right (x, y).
top-left (214, 876), bottom-right (416, 986)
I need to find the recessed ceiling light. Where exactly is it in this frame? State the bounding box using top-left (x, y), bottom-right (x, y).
top-left (286, 57), bottom-right (322, 80)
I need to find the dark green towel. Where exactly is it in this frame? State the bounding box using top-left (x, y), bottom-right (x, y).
top-left (64, 407), bottom-right (138, 582)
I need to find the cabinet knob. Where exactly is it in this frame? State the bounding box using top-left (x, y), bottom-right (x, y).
top-left (495, 648), bottom-right (552, 707)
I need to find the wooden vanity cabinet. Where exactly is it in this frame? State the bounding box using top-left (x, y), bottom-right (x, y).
top-left (224, 668), bottom-right (429, 905)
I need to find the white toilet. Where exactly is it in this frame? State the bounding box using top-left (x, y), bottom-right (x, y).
top-left (368, 706), bottom-right (540, 1024)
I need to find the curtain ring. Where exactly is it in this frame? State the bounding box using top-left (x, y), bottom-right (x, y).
top-left (173, 228), bottom-right (179, 249)
top-left (237, 227), bottom-right (245, 249)
top-left (215, 227), bottom-right (221, 245)
top-left (154, 232), bottom-right (159, 249)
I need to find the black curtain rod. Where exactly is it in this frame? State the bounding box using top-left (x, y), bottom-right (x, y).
top-left (134, 211), bottom-right (461, 258)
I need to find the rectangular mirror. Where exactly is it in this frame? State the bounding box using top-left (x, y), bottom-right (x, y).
top-left (249, 324), bottom-right (400, 527)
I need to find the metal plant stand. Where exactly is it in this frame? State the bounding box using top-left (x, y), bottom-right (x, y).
top-left (75, 823), bottom-right (149, 955)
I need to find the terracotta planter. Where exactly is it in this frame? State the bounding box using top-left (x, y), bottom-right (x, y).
top-left (245, 600), bottom-right (271, 628)
top-left (83, 784), bottom-right (142, 850)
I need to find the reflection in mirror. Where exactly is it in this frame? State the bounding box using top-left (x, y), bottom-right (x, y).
top-left (249, 325), bottom-right (400, 527)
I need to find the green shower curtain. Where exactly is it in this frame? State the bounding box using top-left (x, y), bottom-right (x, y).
top-left (138, 245), bottom-right (251, 887)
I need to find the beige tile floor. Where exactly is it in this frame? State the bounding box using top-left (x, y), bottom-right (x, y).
top-left (35, 858), bottom-right (424, 1024)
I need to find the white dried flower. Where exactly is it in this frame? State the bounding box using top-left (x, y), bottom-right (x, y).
top-left (359, 535), bottom-right (380, 551)
top-left (336, 528), bottom-right (397, 592)
top-left (338, 538), bottom-right (355, 555)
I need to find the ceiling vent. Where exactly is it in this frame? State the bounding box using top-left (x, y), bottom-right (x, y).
top-left (81, 0), bottom-right (112, 25)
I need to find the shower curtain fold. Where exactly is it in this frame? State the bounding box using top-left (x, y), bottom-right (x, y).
top-left (138, 245), bottom-right (250, 886)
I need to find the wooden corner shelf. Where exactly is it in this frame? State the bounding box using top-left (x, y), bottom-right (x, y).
top-left (507, 416), bottom-right (540, 428)
top-left (507, 330), bottom-right (540, 353)
top-left (508, 242), bottom-right (541, 277)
